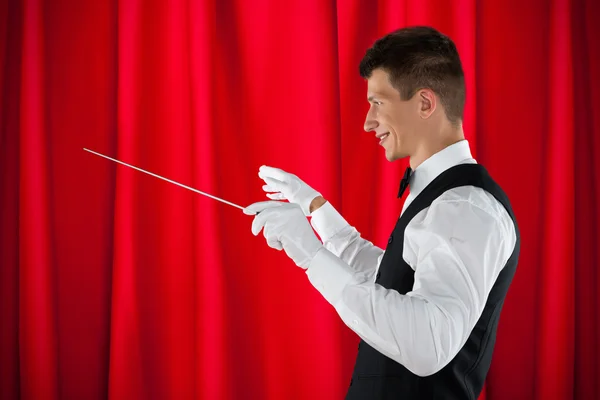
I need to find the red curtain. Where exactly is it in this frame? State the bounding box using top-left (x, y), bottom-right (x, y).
top-left (1, 0), bottom-right (599, 399)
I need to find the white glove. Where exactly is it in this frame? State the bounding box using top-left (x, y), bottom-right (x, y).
top-left (243, 201), bottom-right (323, 269)
top-left (258, 166), bottom-right (321, 216)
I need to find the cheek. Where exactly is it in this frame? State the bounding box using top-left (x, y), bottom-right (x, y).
top-left (382, 112), bottom-right (396, 129)
top-left (388, 116), bottom-right (405, 138)
top-left (391, 112), bottom-right (417, 138)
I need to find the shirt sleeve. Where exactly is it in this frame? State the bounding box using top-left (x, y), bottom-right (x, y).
top-left (309, 201), bottom-right (384, 280)
top-left (305, 192), bottom-right (516, 377)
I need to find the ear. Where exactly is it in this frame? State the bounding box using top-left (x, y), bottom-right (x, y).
top-left (417, 89), bottom-right (437, 119)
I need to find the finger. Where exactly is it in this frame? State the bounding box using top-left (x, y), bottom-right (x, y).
top-left (258, 166), bottom-right (290, 182)
top-left (262, 184), bottom-right (278, 193)
top-left (267, 238), bottom-right (283, 250)
top-left (264, 226), bottom-right (283, 250)
top-left (260, 177), bottom-right (286, 192)
top-left (260, 217), bottom-right (283, 250)
top-left (251, 213), bottom-right (267, 236)
top-left (266, 193), bottom-right (286, 200)
top-left (250, 205), bottom-right (284, 235)
top-left (243, 200), bottom-right (284, 216)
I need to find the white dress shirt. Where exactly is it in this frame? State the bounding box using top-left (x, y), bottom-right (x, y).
top-left (305, 140), bottom-right (517, 377)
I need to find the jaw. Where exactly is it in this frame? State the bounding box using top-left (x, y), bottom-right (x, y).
top-left (384, 146), bottom-right (404, 162)
top-left (384, 135), bottom-right (404, 162)
top-left (385, 152), bottom-right (403, 162)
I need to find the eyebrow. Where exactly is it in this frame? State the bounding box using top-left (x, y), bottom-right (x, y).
top-left (367, 93), bottom-right (385, 102)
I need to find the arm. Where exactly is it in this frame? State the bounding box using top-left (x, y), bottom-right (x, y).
top-left (256, 167), bottom-right (383, 278)
top-left (305, 192), bottom-right (516, 376)
top-left (309, 198), bottom-right (384, 280)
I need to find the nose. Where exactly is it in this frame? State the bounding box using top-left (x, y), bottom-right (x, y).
top-left (364, 106), bottom-right (378, 132)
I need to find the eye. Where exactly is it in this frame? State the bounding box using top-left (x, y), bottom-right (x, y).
top-left (374, 101), bottom-right (382, 106)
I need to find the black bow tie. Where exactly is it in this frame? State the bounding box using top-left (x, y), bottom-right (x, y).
top-left (397, 166), bottom-right (413, 198)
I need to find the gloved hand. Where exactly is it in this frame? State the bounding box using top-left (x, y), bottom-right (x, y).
top-left (258, 166), bottom-right (321, 216)
top-left (243, 201), bottom-right (323, 269)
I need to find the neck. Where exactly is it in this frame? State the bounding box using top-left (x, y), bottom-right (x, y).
top-left (409, 122), bottom-right (465, 170)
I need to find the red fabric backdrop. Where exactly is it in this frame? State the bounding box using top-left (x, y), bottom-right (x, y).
top-left (1, 0), bottom-right (599, 399)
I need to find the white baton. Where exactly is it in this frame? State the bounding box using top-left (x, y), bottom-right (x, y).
top-left (84, 148), bottom-right (246, 211)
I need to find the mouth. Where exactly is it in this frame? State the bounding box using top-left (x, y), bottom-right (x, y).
top-left (376, 132), bottom-right (390, 145)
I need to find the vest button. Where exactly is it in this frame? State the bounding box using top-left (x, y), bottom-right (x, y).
top-left (376, 271), bottom-right (381, 279)
top-left (388, 235), bottom-right (394, 244)
top-left (350, 378), bottom-right (353, 386)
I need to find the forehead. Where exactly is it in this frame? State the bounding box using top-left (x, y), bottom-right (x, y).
top-left (366, 69), bottom-right (397, 98)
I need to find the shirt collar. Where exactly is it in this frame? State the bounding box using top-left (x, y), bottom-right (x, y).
top-left (408, 139), bottom-right (476, 200)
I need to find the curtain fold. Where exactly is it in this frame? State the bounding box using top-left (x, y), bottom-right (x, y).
top-left (18, 0), bottom-right (59, 398)
top-left (536, 0), bottom-right (575, 399)
top-left (1, 0), bottom-right (598, 399)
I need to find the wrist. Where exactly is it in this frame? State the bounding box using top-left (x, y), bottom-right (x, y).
top-left (309, 196), bottom-right (327, 214)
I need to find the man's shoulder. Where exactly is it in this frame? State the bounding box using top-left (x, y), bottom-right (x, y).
top-left (405, 186), bottom-right (516, 248)
top-left (429, 185), bottom-right (512, 226)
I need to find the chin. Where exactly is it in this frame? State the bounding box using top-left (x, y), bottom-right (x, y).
top-left (385, 149), bottom-right (405, 162)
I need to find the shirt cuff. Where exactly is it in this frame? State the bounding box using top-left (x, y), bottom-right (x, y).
top-left (309, 201), bottom-right (350, 242)
top-left (305, 247), bottom-right (356, 306)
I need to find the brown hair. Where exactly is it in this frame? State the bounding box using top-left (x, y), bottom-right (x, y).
top-left (359, 26), bottom-right (466, 125)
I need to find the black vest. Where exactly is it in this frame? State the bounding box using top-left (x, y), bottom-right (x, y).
top-left (345, 164), bottom-right (520, 400)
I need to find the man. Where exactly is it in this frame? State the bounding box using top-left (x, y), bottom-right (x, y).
top-left (244, 26), bottom-right (519, 399)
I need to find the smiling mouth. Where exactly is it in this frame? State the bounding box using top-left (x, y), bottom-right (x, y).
top-left (378, 133), bottom-right (390, 144)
